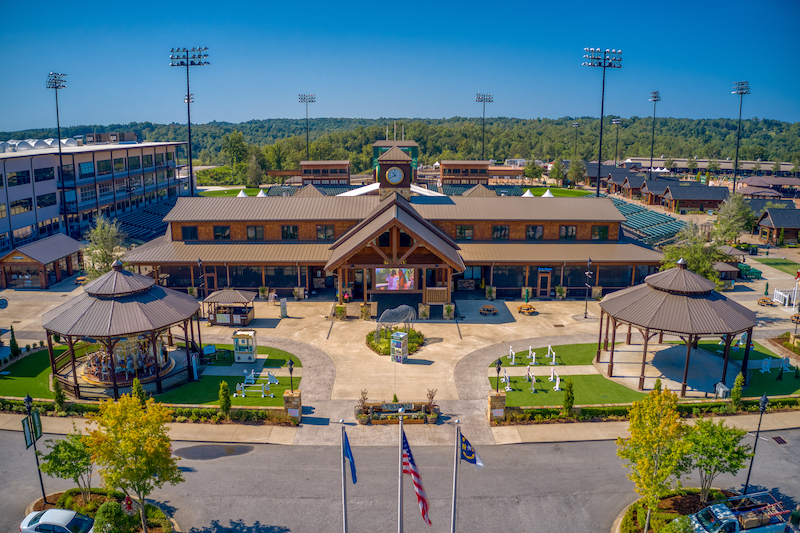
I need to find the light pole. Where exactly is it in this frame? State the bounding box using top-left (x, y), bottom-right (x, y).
top-left (731, 81), bottom-right (750, 192)
top-left (169, 47), bottom-right (209, 198)
top-left (582, 47), bottom-right (622, 197)
top-left (612, 119), bottom-right (622, 168)
top-left (47, 72), bottom-right (69, 237)
top-left (24, 394), bottom-right (47, 505)
top-left (288, 358), bottom-right (295, 393)
top-left (299, 94), bottom-right (316, 160)
top-left (584, 258), bottom-right (593, 319)
top-left (476, 93), bottom-right (493, 160)
top-left (743, 393), bottom-right (768, 495)
top-left (573, 122), bottom-right (579, 163)
top-left (648, 91), bottom-right (661, 180)
top-left (495, 359), bottom-right (502, 393)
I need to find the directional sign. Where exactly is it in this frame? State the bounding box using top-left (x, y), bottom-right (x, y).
top-left (31, 410), bottom-right (42, 442)
top-left (22, 416), bottom-right (33, 449)
top-left (22, 411), bottom-right (43, 449)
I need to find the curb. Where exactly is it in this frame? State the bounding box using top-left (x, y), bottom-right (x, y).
top-left (23, 492), bottom-right (181, 532)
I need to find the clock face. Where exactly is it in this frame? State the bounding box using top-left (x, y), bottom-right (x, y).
top-left (386, 166), bottom-right (404, 185)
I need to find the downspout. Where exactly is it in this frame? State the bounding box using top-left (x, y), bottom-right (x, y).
top-left (561, 262), bottom-right (566, 287)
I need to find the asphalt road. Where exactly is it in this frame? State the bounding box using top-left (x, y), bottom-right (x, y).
top-left (2, 428), bottom-right (798, 533)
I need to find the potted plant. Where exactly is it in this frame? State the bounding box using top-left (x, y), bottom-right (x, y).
top-left (485, 286), bottom-right (495, 301)
top-left (293, 287), bottom-right (302, 301)
top-left (354, 389), bottom-right (369, 424)
top-left (335, 305), bottom-right (347, 320)
top-left (555, 285), bottom-right (566, 300)
top-left (187, 286), bottom-right (196, 298)
top-left (360, 304), bottom-right (371, 321)
top-left (259, 286), bottom-right (269, 299)
top-left (418, 303), bottom-right (430, 320)
top-left (425, 388), bottom-right (439, 423)
top-left (443, 303), bottom-right (455, 320)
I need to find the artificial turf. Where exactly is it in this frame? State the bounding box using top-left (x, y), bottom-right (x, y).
top-left (522, 187), bottom-right (592, 198)
top-left (491, 343), bottom-right (604, 367)
top-left (199, 188), bottom-right (264, 197)
top-left (751, 257), bottom-right (800, 276)
top-left (181, 343), bottom-right (302, 367)
top-left (153, 375), bottom-right (301, 407)
top-left (491, 374), bottom-right (646, 407)
top-left (0, 350), bottom-right (54, 399)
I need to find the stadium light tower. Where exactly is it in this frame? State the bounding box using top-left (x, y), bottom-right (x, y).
top-left (612, 119), bottom-right (622, 168)
top-left (476, 93), bottom-right (493, 160)
top-left (46, 72), bottom-right (69, 236)
top-left (731, 81), bottom-right (750, 192)
top-left (648, 91), bottom-right (661, 180)
top-left (299, 94), bottom-right (316, 160)
top-left (582, 47), bottom-right (622, 197)
top-left (169, 47), bottom-right (209, 197)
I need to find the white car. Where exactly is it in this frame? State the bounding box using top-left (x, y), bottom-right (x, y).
top-left (19, 509), bottom-right (94, 533)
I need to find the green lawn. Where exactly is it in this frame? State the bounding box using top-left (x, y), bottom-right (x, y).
top-left (154, 375), bottom-right (301, 407)
top-left (751, 257), bottom-right (800, 276)
top-left (181, 343), bottom-right (302, 367)
top-left (199, 188), bottom-right (264, 197)
top-left (492, 343), bottom-right (603, 367)
top-left (522, 187), bottom-right (592, 198)
top-left (0, 350), bottom-right (54, 399)
top-left (491, 374), bottom-right (646, 407)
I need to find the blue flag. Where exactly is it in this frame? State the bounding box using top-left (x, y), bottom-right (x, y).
top-left (460, 433), bottom-right (484, 469)
top-left (343, 429), bottom-right (357, 484)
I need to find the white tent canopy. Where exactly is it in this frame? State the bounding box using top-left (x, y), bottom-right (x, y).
top-left (236, 190), bottom-right (248, 197)
top-left (542, 189), bottom-right (554, 197)
top-left (522, 189), bottom-right (535, 197)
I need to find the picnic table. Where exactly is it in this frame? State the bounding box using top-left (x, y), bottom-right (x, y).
top-left (791, 314), bottom-right (800, 324)
top-left (517, 304), bottom-right (536, 315)
top-left (479, 305), bottom-right (498, 316)
top-left (758, 296), bottom-right (774, 307)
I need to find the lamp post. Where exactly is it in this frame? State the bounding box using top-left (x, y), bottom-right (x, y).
top-left (582, 47), bottom-right (622, 197)
top-left (47, 72), bottom-right (69, 237)
top-left (743, 393), bottom-right (769, 495)
top-left (476, 93), bottom-right (493, 160)
top-left (612, 119), bottom-right (622, 168)
top-left (573, 122), bottom-right (579, 163)
top-left (648, 91), bottom-right (661, 180)
top-left (24, 394), bottom-right (48, 505)
top-left (731, 81), bottom-right (750, 193)
top-left (197, 258), bottom-right (204, 299)
top-left (169, 47), bottom-right (209, 198)
top-left (288, 358), bottom-right (295, 393)
top-left (584, 258), bottom-right (593, 319)
top-left (495, 359), bottom-right (502, 393)
top-left (299, 94), bottom-right (316, 161)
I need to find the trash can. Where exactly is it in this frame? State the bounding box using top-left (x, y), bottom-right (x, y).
top-left (749, 246), bottom-right (758, 256)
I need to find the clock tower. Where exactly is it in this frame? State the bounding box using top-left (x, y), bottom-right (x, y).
top-left (376, 145), bottom-right (412, 201)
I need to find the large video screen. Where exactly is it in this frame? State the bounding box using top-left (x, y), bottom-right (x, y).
top-left (375, 268), bottom-right (415, 291)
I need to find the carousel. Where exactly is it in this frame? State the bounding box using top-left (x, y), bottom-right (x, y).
top-left (42, 260), bottom-right (202, 400)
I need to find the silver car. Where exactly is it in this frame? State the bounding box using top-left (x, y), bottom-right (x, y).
top-left (19, 509), bottom-right (94, 533)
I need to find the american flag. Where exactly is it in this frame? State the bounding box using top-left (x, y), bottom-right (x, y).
top-left (402, 431), bottom-right (431, 526)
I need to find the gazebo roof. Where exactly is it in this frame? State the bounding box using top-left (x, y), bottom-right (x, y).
top-left (203, 289), bottom-right (258, 304)
top-left (599, 260), bottom-right (756, 335)
top-left (42, 262), bottom-right (199, 338)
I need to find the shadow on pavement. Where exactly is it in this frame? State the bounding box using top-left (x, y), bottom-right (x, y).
top-left (188, 520), bottom-right (290, 533)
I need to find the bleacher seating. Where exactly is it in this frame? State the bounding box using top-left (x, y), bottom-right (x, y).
top-left (608, 197), bottom-right (686, 246)
top-left (116, 198), bottom-right (178, 244)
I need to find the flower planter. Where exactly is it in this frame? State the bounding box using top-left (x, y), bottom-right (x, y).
top-left (356, 416), bottom-right (370, 425)
top-left (371, 417), bottom-right (425, 425)
top-left (486, 286), bottom-right (496, 301)
top-left (443, 304), bottom-right (455, 320)
top-left (417, 303), bottom-right (430, 320)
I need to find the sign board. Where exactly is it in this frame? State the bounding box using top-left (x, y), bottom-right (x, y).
top-left (280, 298), bottom-right (288, 319)
top-left (21, 411), bottom-right (42, 449)
top-left (492, 408), bottom-right (505, 418)
top-left (287, 408), bottom-right (300, 418)
top-left (381, 403), bottom-right (414, 412)
top-left (31, 410), bottom-right (42, 441)
top-left (22, 417), bottom-right (33, 449)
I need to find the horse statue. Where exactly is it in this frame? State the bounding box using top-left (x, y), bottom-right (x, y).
top-left (375, 304), bottom-right (416, 339)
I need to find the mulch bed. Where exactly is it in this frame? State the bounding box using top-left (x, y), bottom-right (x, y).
top-left (32, 492), bottom-right (166, 533)
top-left (657, 490), bottom-right (739, 515)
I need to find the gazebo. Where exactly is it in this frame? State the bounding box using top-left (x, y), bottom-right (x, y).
top-left (203, 289), bottom-right (258, 326)
top-left (596, 259), bottom-right (757, 397)
top-left (42, 261), bottom-right (202, 400)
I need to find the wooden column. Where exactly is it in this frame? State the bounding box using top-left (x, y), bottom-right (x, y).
top-left (195, 313), bottom-right (202, 351)
top-left (489, 264), bottom-right (494, 287)
top-left (64, 336), bottom-right (81, 399)
top-left (446, 268), bottom-right (452, 304)
top-left (182, 321), bottom-right (193, 383)
top-left (337, 267), bottom-right (343, 304)
top-left (46, 331), bottom-right (56, 377)
top-left (151, 331), bottom-right (162, 394)
top-left (596, 309), bottom-right (604, 362)
top-left (740, 328), bottom-right (753, 385)
top-left (524, 265), bottom-right (529, 287)
top-left (603, 313), bottom-right (610, 350)
top-left (658, 331), bottom-right (664, 344)
top-left (626, 323), bottom-right (632, 344)
top-left (681, 334), bottom-right (693, 398)
top-left (638, 328), bottom-right (650, 391)
top-left (105, 339), bottom-right (120, 401)
top-left (607, 319), bottom-right (617, 377)
top-left (721, 333), bottom-right (733, 384)
top-left (422, 268), bottom-right (427, 303)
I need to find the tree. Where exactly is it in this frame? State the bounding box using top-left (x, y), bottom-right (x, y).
top-left (83, 215), bottom-right (126, 280)
top-left (562, 379), bottom-right (574, 415)
top-left (9, 325), bottom-right (20, 358)
top-left (714, 193), bottom-right (755, 244)
top-left (764, 201), bottom-right (789, 211)
top-left (549, 160), bottom-right (565, 186)
top-left (523, 160), bottom-right (543, 181)
top-left (266, 140), bottom-right (289, 171)
top-left (752, 162), bottom-right (762, 175)
top-left (567, 160), bottom-right (587, 186)
top-left (665, 158), bottom-right (676, 174)
top-left (39, 426), bottom-right (94, 503)
top-left (678, 418), bottom-right (751, 503)
top-left (219, 381), bottom-right (231, 419)
top-left (708, 159), bottom-right (721, 173)
top-left (53, 378), bottom-right (66, 412)
top-left (131, 378), bottom-right (147, 407)
top-left (730, 373), bottom-right (744, 411)
top-left (687, 157), bottom-right (698, 172)
top-left (661, 221), bottom-right (725, 286)
top-left (245, 154), bottom-right (264, 188)
top-left (617, 387), bottom-right (691, 533)
top-left (85, 395), bottom-right (184, 533)
top-left (772, 160), bottom-right (781, 175)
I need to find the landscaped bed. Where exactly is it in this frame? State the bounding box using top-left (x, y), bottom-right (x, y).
top-left (366, 327), bottom-right (424, 355)
top-left (153, 375), bottom-right (301, 407)
top-left (491, 374), bottom-right (647, 407)
top-left (620, 489), bottom-right (736, 533)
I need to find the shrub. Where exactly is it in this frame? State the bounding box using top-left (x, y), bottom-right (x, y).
top-left (25, 344), bottom-right (31, 352)
top-left (39, 340), bottom-right (44, 347)
top-left (731, 373), bottom-right (744, 411)
top-left (9, 326), bottom-right (19, 359)
top-left (95, 501), bottom-right (134, 533)
top-left (562, 379), bottom-right (574, 415)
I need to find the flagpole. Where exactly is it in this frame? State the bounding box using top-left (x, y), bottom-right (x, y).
top-left (341, 421), bottom-right (348, 533)
top-left (398, 407), bottom-right (405, 533)
top-left (451, 420), bottom-right (461, 533)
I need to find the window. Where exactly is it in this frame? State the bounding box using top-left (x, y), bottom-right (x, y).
top-left (61, 164), bottom-right (75, 181)
top-left (156, 171), bottom-right (165, 184)
top-left (145, 175), bottom-right (155, 186)
top-left (80, 186), bottom-right (97, 202)
top-left (303, 169), bottom-right (312, 175)
top-left (97, 160), bottom-right (112, 175)
top-left (34, 167), bottom-right (55, 182)
top-left (247, 226), bottom-right (263, 240)
top-left (99, 183), bottom-right (113, 198)
top-left (129, 156), bottom-right (140, 170)
top-left (114, 158), bottom-right (125, 173)
top-left (213, 226), bottom-right (230, 240)
top-left (560, 225), bottom-right (577, 240)
top-left (79, 162), bottom-right (95, 178)
top-left (470, 168), bottom-right (478, 174)
top-left (155, 153), bottom-right (164, 165)
top-left (166, 152), bottom-right (174, 161)
top-left (312, 169), bottom-right (321, 174)
top-left (143, 154), bottom-right (153, 167)
top-left (592, 226), bottom-right (609, 240)
top-left (281, 225), bottom-right (298, 240)
top-left (10, 198), bottom-right (33, 216)
top-left (12, 225), bottom-right (34, 245)
top-left (456, 225), bottom-right (473, 240)
top-left (7, 171), bottom-right (31, 187)
top-left (526, 225), bottom-right (544, 240)
top-left (399, 231), bottom-right (412, 247)
top-left (317, 225), bottom-right (334, 240)
top-left (0, 204), bottom-right (6, 218)
top-left (492, 225), bottom-right (509, 240)
top-left (182, 226), bottom-right (198, 240)
top-left (378, 231), bottom-right (390, 247)
top-left (37, 193), bottom-right (57, 209)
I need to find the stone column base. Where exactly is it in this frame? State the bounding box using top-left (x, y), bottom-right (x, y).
top-left (488, 390), bottom-right (506, 421)
top-left (283, 390), bottom-right (302, 422)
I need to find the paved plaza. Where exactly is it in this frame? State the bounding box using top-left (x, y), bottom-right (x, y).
top-left (1, 254), bottom-right (799, 448)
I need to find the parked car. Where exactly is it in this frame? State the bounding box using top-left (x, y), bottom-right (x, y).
top-left (20, 509), bottom-right (94, 533)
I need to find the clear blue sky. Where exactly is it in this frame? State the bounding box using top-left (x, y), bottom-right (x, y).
top-left (2, 0), bottom-right (799, 133)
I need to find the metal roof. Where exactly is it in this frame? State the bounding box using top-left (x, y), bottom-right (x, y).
top-left (645, 265), bottom-right (715, 294)
top-left (737, 186), bottom-right (781, 197)
top-left (714, 261), bottom-right (740, 273)
top-left (0, 141), bottom-right (184, 161)
top-left (2, 234), bottom-right (83, 265)
top-left (377, 146), bottom-right (412, 162)
top-left (293, 185), bottom-right (325, 197)
top-left (757, 208), bottom-right (800, 229)
top-left (457, 242), bottom-right (662, 263)
top-left (663, 186), bottom-right (729, 201)
top-left (411, 197), bottom-right (626, 222)
top-left (123, 241), bottom-right (333, 264)
top-left (83, 261), bottom-right (155, 297)
top-left (440, 160), bottom-right (491, 166)
top-left (203, 289), bottom-right (257, 304)
top-left (162, 196), bottom-right (380, 222)
top-left (373, 140), bottom-right (419, 147)
top-left (740, 176), bottom-right (800, 188)
top-left (461, 184), bottom-right (497, 197)
top-left (300, 160), bottom-right (350, 166)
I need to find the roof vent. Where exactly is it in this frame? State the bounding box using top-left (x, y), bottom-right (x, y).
top-left (111, 259), bottom-right (123, 271)
top-left (676, 258), bottom-right (687, 269)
